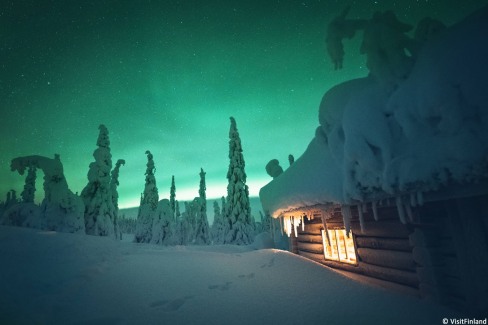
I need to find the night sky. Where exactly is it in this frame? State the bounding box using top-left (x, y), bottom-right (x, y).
top-left (1, 0), bottom-right (486, 209)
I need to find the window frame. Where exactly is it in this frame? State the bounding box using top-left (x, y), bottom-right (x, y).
top-left (321, 227), bottom-right (358, 265)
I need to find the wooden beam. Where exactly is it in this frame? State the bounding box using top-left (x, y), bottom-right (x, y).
top-left (357, 248), bottom-right (416, 271)
top-left (409, 228), bottom-right (453, 248)
top-left (297, 242), bottom-right (324, 254)
top-left (298, 250), bottom-right (325, 263)
top-left (419, 283), bottom-right (467, 308)
top-left (446, 196), bottom-right (488, 315)
top-left (351, 221), bottom-right (411, 238)
top-left (302, 222), bottom-right (323, 234)
top-left (358, 261), bottom-right (419, 288)
top-left (305, 217), bottom-right (323, 225)
top-left (412, 246), bottom-right (458, 267)
top-left (355, 237), bottom-right (412, 252)
top-left (297, 250), bottom-right (418, 288)
top-left (297, 234), bottom-right (323, 244)
top-left (416, 266), bottom-right (465, 296)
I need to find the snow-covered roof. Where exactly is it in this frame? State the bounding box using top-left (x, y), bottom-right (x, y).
top-left (260, 6), bottom-right (488, 218)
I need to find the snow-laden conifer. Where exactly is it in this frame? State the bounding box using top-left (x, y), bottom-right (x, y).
top-left (223, 117), bottom-right (253, 245)
top-left (175, 200), bottom-right (181, 219)
top-left (179, 201), bottom-right (193, 245)
top-left (211, 200), bottom-right (225, 244)
top-left (170, 175), bottom-right (176, 221)
top-left (150, 199), bottom-right (174, 245)
top-left (21, 166), bottom-right (37, 203)
top-left (134, 151), bottom-right (159, 243)
top-left (110, 159), bottom-right (125, 239)
top-left (260, 210), bottom-right (272, 234)
top-left (194, 168), bottom-right (211, 245)
top-left (8, 155), bottom-right (84, 233)
top-left (171, 200), bottom-right (183, 245)
top-left (81, 124), bottom-right (117, 237)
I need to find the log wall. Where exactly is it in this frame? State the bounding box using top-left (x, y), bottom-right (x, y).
top-left (296, 205), bottom-right (419, 289)
top-left (290, 191), bottom-right (488, 315)
top-left (411, 194), bottom-right (488, 316)
top-left (293, 192), bottom-right (488, 315)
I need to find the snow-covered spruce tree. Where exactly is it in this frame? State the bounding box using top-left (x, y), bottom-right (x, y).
top-left (194, 168), bottom-right (211, 245)
top-left (134, 150), bottom-right (159, 243)
top-left (199, 169), bottom-right (206, 205)
top-left (0, 190), bottom-right (21, 226)
top-left (170, 175), bottom-right (176, 221)
top-left (110, 159), bottom-right (125, 209)
top-left (220, 196), bottom-right (226, 217)
top-left (118, 215), bottom-right (137, 234)
top-left (21, 166), bottom-right (37, 203)
top-left (260, 210), bottom-right (272, 234)
top-left (171, 200), bottom-right (183, 245)
top-left (6, 190), bottom-right (17, 204)
top-left (187, 198), bottom-right (200, 243)
top-left (0, 196), bottom-right (5, 222)
top-left (175, 200), bottom-right (181, 219)
top-left (5, 191), bottom-right (11, 204)
top-left (8, 155), bottom-right (84, 233)
top-left (81, 124), bottom-right (117, 237)
top-left (251, 214), bottom-right (257, 233)
top-left (150, 199), bottom-right (174, 245)
top-left (223, 117), bottom-right (253, 245)
top-left (110, 159), bottom-right (125, 240)
top-left (221, 193), bottom-right (232, 243)
top-left (179, 201), bottom-right (193, 245)
top-left (8, 166), bottom-right (40, 228)
top-left (211, 200), bottom-right (225, 244)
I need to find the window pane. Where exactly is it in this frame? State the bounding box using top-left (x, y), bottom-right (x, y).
top-left (322, 229), bottom-right (338, 261)
top-left (321, 228), bottom-right (357, 265)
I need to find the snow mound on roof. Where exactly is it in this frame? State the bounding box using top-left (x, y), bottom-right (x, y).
top-left (261, 6), bottom-right (488, 215)
top-left (384, 8), bottom-right (488, 192)
top-left (260, 129), bottom-right (343, 217)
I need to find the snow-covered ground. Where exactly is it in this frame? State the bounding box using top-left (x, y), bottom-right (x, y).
top-left (0, 226), bottom-right (460, 324)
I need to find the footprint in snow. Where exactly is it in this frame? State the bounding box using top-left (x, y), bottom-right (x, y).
top-left (73, 317), bottom-right (123, 325)
top-left (260, 257), bottom-right (275, 268)
top-left (208, 282), bottom-right (232, 291)
top-left (149, 296), bottom-right (193, 312)
top-left (238, 273), bottom-right (255, 279)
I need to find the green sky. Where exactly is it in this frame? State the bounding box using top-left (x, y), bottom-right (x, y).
top-left (1, 0), bottom-right (486, 208)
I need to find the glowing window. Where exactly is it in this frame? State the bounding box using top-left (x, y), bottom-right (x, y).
top-left (321, 229), bottom-right (357, 265)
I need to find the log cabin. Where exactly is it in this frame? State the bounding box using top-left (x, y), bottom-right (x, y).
top-left (263, 182), bottom-right (488, 316)
top-left (260, 5), bottom-right (488, 316)
top-left (260, 143), bottom-right (488, 316)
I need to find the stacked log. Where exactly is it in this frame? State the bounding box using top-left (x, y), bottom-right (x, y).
top-left (297, 205), bottom-right (419, 289)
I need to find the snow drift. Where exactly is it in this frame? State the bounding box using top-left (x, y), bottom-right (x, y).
top-left (0, 226), bottom-right (459, 324)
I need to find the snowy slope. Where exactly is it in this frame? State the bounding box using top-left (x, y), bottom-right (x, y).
top-left (0, 226), bottom-right (459, 324)
top-left (260, 6), bottom-right (488, 216)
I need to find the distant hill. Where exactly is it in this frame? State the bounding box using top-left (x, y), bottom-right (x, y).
top-left (119, 196), bottom-right (264, 225)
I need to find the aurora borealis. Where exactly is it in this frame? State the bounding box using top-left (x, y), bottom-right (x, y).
top-left (1, 0), bottom-right (486, 209)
